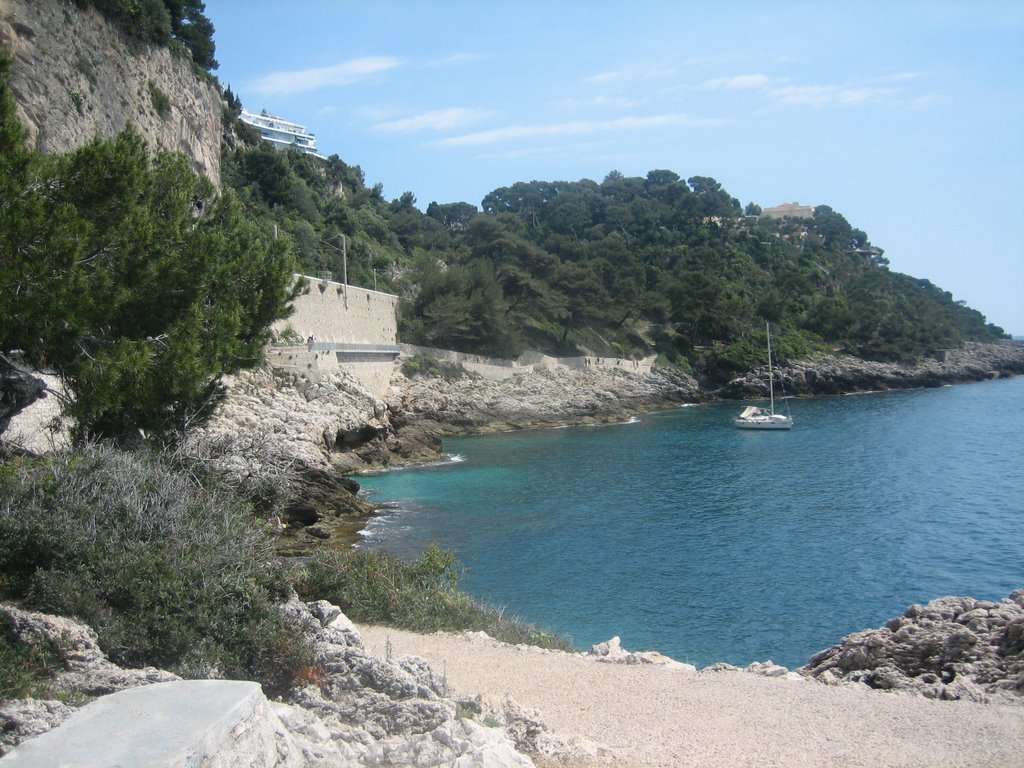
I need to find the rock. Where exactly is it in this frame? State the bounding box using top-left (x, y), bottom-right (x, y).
top-left (0, 354), bottom-right (46, 438)
top-left (1, 0), bottom-right (223, 186)
top-left (800, 591), bottom-right (1024, 705)
top-left (724, 340), bottom-right (1024, 399)
top-left (0, 680), bottom-right (306, 767)
top-left (743, 660), bottom-right (798, 679)
top-left (0, 604), bottom-right (180, 703)
top-left (467, 693), bottom-right (597, 763)
top-left (285, 503), bottom-right (321, 526)
top-left (0, 699), bottom-right (76, 753)
top-left (590, 636), bottom-right (627, 660)
top-left (0, 604), bottom-right (180, 755)
top-left (589, 636), bottom-right (696, 671)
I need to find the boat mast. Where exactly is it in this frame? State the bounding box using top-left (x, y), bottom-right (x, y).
top-left (766, 321), bottom-right (775, 415)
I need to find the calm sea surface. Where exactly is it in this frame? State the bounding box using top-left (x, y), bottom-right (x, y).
top-left (356, 376), bottom-right (1024, 668)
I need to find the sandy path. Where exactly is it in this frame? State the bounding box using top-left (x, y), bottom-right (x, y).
top-left (358, 625), bottom-right (1024, 768)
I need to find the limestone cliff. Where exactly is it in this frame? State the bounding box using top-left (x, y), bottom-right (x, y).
top-left (0, 0), bottom-right (222, 186)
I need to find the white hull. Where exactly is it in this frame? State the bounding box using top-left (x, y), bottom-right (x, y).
top-left (734, 414), bottom-right (793, 430)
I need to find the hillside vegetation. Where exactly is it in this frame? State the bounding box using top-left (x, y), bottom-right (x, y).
top-left (222, 130), bottom-right (1006, 380)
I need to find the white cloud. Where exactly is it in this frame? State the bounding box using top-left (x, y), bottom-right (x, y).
top-left (371, 108), bottom-right (493, 134)
top-left (435, 114), bottom-right (730, 148)
top-left (583, 70), bottom-right (626, 84)
top-left (904, 94), bottom-right (940, 110)
top-left (429, 52), bottom-right (485, 67)
top-left (643, 66), bottom-right (678, 80)
top-left (556, 95), bottom-right (649, 110)
top-left (249, 56), bottom-right (403, 96)
top-left (703, 73), bottom-right (776, 90)
top-left (767, 84), bottom-right (899, 108)
top-left (700, 70), bottom-right (931, 110)
top-left (869, 71), bottom-right (923, 83)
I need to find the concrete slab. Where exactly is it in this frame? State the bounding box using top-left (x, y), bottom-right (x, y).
top-left (0, 680), bottom-right (296, 767)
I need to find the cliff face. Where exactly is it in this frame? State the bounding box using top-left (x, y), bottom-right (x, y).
top-left (0, 0), bottom-right (222, 186)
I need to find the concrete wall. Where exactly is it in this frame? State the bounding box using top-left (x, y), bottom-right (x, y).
top-left (273, 275), bottom-right (398, 346)
top-left (268, 275), bottom-right (400, 398)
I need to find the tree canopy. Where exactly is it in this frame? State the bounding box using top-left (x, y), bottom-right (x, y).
top-left (75, 0), bottom-right (218, 71)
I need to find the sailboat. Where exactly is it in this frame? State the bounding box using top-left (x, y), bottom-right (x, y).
top-left (734, 323), bottom-right (793, 430)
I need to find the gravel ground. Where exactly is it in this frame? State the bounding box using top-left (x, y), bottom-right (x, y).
top-left (359, 625), bottom-right (1024, 768)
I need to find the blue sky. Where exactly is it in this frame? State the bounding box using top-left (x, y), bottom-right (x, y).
top-left (206, 1), bottom-right (1024, 335)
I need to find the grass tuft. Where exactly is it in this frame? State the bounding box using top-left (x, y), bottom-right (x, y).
top-left (295, 545), bottom-right (575, 651)
top-left (0, 613), bottom-right (64, 700)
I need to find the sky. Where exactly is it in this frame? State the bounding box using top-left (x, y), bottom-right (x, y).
top-left (206, 1), bottom-right (1024, 335)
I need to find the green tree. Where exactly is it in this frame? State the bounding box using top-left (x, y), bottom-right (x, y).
top-left (165, 0), bottom-right (218, 70)
top-left (425, 201), bottom-right (478, 232)
top-left (0, 62), bottom-right (296, 439)
top-left (402, 258), bottom-right (524, 358)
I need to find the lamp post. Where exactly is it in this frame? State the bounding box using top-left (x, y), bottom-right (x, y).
top-left (319, 235), bottom-right (348, 308)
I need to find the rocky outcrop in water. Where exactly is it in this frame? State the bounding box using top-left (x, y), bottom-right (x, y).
top-left (386, 363), bottom-right (700, 453)
top-left (721, 340), bottom-right (1024, 399)
top-left (799, 591), bottom-right (1024, 705)
top-left (0, 601), bottom-right (541, 766)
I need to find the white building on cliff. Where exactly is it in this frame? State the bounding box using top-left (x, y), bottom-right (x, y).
top-left (239, 109), bottom-right (325, 159)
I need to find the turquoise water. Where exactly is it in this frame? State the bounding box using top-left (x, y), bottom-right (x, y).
top-left (356, 377), bottom-right (1024, 668)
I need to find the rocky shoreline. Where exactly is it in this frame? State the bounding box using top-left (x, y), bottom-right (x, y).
top-left (177, 339), bottom-right (1024, 554)
top-left (723, 340), bottom-right (1024, 399)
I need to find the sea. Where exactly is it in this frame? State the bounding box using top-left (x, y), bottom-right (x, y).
top-left (355, 376), bottom-right (1024, 669)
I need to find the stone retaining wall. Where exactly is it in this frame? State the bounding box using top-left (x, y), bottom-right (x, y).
top-left (273, 275), bottom-right (398, 347)
top-left (399, 344), bottom-right (657, 381)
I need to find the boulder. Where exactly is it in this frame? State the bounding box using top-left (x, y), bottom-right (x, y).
top-left (0, 354), bottom-right (46, 437)
top-left (589, 636), bottom-right (697, 671)
top-left (0, 680), bottom-right (305, 767)
top-left (800, 591), bottom-right (1024, 704)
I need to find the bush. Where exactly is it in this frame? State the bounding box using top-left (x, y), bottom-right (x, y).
top-left (147, 80), bottom-right (171, 117)
top-left (0, 446), bottom-right (311, 696)
top-left (400, 355), bottom-right (471, 381)
top-left (295, 546), bottom-right (574, 650)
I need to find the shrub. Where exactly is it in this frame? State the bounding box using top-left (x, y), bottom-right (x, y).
top-left (401, 355), bottom-right (471, 381)
top-left (0, 445), bottom-right (311, 696)
top-left (273, 324), bottom-right (304, 346)
top-left (295, 546), bottom-right (574, 650)
top-left (147, 80), bottom-right (171, 117)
